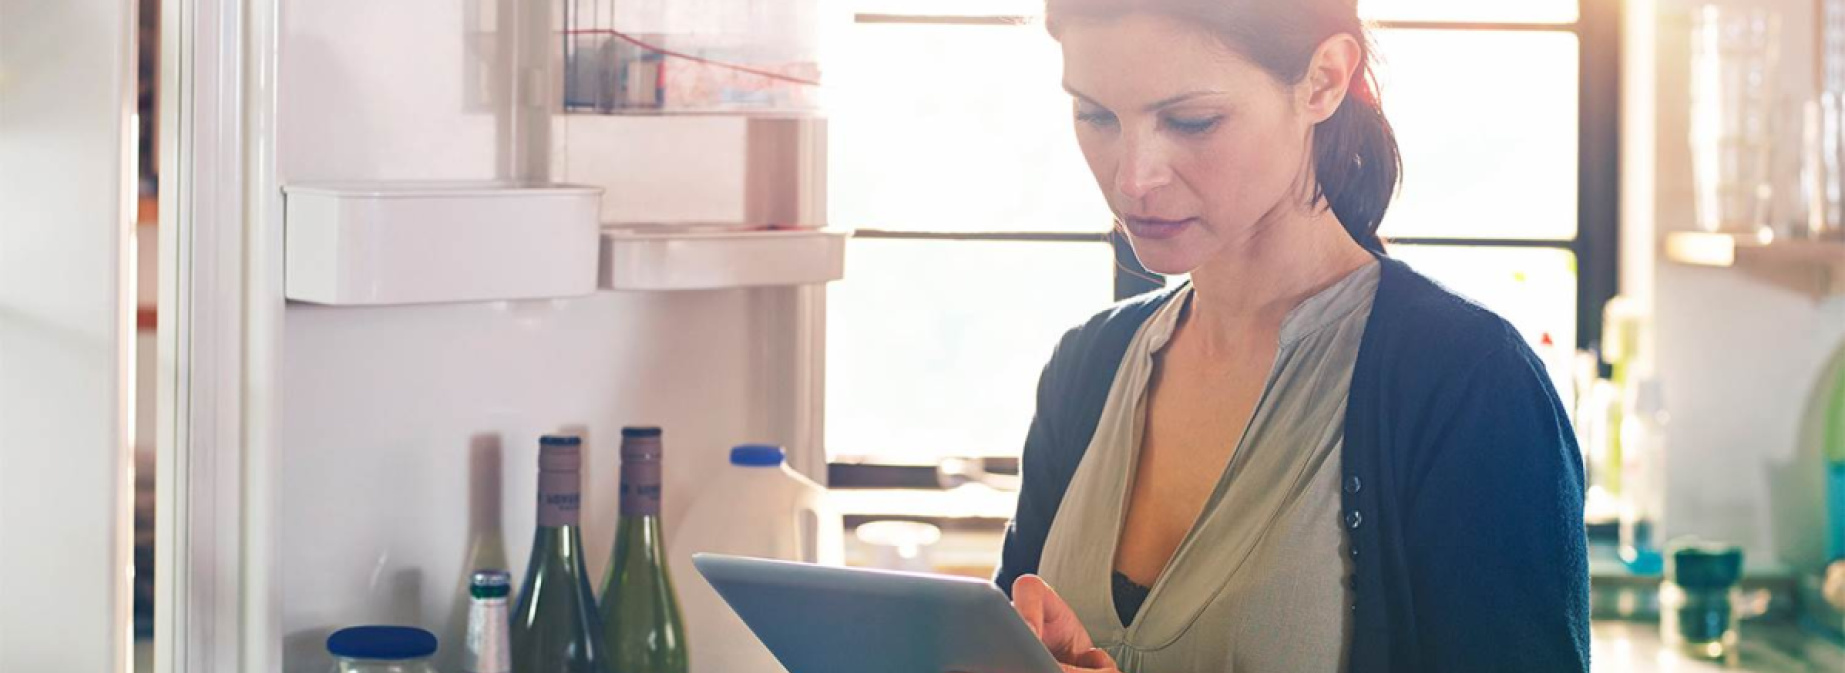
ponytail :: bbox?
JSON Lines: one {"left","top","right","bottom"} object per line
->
{"left": 1311, "top": 67, "right": 1401, "bottom": 253}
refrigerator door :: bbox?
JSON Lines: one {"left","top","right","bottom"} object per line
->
{"left": 0, "top": 0, "right": 139, "bottom": 670}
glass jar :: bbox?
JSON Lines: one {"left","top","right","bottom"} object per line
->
{"left": 1659, "top": 540, "right": 1744, "bottom": 663}
{"left": 333, "top": 657, "right": 435, "bottom": 673}
{"left": 326, "top": 626, "right": 439, "bottom": 673}
{"left": 1689, "top": 5, "right": 1783, "bottom": 237}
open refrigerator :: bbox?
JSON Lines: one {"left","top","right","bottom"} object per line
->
{"left": 156, "top": 0, "right": 846, "bottom": 670}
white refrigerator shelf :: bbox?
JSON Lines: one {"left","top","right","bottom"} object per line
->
{"left": 599, "top": 225, "right": 848, "bottom": 291}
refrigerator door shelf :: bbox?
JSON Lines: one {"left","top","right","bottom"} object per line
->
{"left": 599, "top": 225, "right": 848, "bottom": 291}
{"left": 283, "top": 182, "right": 604, "bottom": 306}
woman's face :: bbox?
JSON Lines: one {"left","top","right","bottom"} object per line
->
{"left": 1059, "top": 14, "right": 1320, "bottom": 276}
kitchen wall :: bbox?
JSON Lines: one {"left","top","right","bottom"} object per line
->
{"left": 1641, "top": 0, "right": 1845, "bottom": 570}
{"left": 273, "top": 0, "right": 806, "bottom": 670}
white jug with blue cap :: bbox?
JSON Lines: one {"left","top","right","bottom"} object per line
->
{"left": 669, "top": 444, "right": 842, "bottom": 673}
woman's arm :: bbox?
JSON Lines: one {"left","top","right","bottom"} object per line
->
{"left": 1404, "top": 344, "right": 1591, "bottom": 671}
{"left": 995, "top": 341, "right": 1072, "bottom": 597}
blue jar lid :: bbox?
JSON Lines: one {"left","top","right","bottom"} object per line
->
{"left": 326, "top": 626, "right": 438, "bottom": 660}
{"left": 730, "top": 444, "right": 786, "bottom": 467}
{"left": 539, "top": 434, "right": 581, "bottom": 446}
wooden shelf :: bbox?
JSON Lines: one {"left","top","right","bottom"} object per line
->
{"left": 1664, "top": 232, "right": 1845, "bottom": 299}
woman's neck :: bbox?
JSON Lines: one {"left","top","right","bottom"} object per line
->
{"left": 1181, "top": 205, "right": 1375, "bottom": 352}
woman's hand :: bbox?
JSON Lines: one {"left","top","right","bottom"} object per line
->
{"left": 1011, "top": 575, "right": 1123, "bottom": 673}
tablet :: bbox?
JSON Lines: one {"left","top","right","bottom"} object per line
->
{"left": 692, "top": 553, "right": 1063, "bottom": 673}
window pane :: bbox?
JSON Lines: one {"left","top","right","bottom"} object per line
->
{"left": 1373, "top": 30, "right": 1578, "bottom": 240}
{"left": 1388, "top": 245, "right": 1577, "bottom": 394}
{"left": 827, "top": 239, "right": 1116, "bottom": 462}
{"left": 1360, "top": 0, "right": 1577, "bottom": 24}
{"left": 828, "top": 23, "right": 1112, "bottom": 233}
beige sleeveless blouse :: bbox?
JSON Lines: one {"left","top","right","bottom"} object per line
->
{"left": 1037, "top": 262, "right": 1380, "bottom": 673}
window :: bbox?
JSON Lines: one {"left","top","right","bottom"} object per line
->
{"left": 824, "top": 7, "right": 1124, "bottom": 471}
{"left": 825, "top": 2, "right": 1617, "bottom": 478}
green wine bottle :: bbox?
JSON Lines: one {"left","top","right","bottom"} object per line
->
{"left": 599, "top": 426, "right": 689, "bottom": 673}
{"left": 511, "top": 435, "right": 613, "bottom": 673}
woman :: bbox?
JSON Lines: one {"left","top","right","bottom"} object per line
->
{"left": 992, "top": 1, "right": 1591, "bottom": 672}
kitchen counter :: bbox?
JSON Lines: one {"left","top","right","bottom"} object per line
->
{"left": 1591, "top": 621, "right": 1843, "bottom": 672}
{"left": 835, "top": 532, "right": 1845, "bottom": 671}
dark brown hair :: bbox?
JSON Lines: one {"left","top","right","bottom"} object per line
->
{"left": 1046, "top": 0, "right": 1401, "bottom": 253}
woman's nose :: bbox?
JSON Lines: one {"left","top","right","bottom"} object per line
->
{"left": 1115, "top": 136, "right": 1172, "bottom": 201}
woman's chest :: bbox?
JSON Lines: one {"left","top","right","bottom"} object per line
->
{"left": 1123, "top": 350, "right": 1275, "bottom": 546}
{"left": 1070, "top": 449, "right": 1356, "bottom": 673}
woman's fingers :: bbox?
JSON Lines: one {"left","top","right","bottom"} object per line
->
{"left": 1011, "top": 574, "right": 1101, "bottom": 665}
{"left": 1074, "top": 648, "right": 1117, "bottom": 670}
{"left": 1012, "top": 574, "right": 1049, "bottom": 639}
{"left": 966, "top": 578, "right": 1123, "bottom": 673}
{"left": 1058, "top": 648, "right": 1121, "bottom": 673}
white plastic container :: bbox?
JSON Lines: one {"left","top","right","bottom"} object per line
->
{"left": 669, "top": 445, "right": 842, "bottom": 673}
{"left": 283, "top": 182, "right": 603, "bottom": 305}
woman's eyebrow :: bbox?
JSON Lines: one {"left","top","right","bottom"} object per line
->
{"left": 1062, "top": 82, "right": 1100, "bottom": 105}
{"left": 1142, "top": 91, "right": 1225, "bottom": 111}
{"left": 1061, "top": 83, "right": 1226, "bottom": 112}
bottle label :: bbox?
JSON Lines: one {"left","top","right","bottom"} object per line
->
{"left": 621, "top": 460, "right": 662, "bottom": 516}
{"left": 538, "top": 469, "right": 580, "bottom": 527}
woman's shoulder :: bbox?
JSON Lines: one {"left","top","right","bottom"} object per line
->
{"left": 1368, "top": 257, "right": 1581, "bottom": 499}
{"left": 1050, "top": 283, "right": 1173, "bottom": 361}
{"left": 1035, "top": 285, "right": 1179, "bottom": 405}
{"left": 1081, "top": 284, "right": 1176, "bottom": 335}
{"left": 1365, "top": 256, "right": 1572, "bottom": 448}
{"left": 1369, "top": 255, "right": 1536, "bottom": 374}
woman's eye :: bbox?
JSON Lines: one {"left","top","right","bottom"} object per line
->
{"left": 1165, "top": 115, "right": 1223, "bottom": 136}
{"left": 1075, "top": 108, "right": 1118, "bottom": 128}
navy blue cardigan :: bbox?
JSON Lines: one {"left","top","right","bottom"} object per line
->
{"left": 995, "top": 257, "right": 1591, "bottom": 672}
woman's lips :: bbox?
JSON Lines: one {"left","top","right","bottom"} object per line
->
{"left": 1123, "top": 217, "right": 1197, "bottom": 240}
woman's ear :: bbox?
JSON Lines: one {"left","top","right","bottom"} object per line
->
{"left": 1302, "top": 33, "right": 1362, "bottom": 124}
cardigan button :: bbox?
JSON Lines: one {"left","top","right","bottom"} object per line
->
{"left": 1345, "top": 510, "right": 1363, "bottom": 529}
{"left": 1344, "top": 475, "right": 1362, "bottom": 494}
